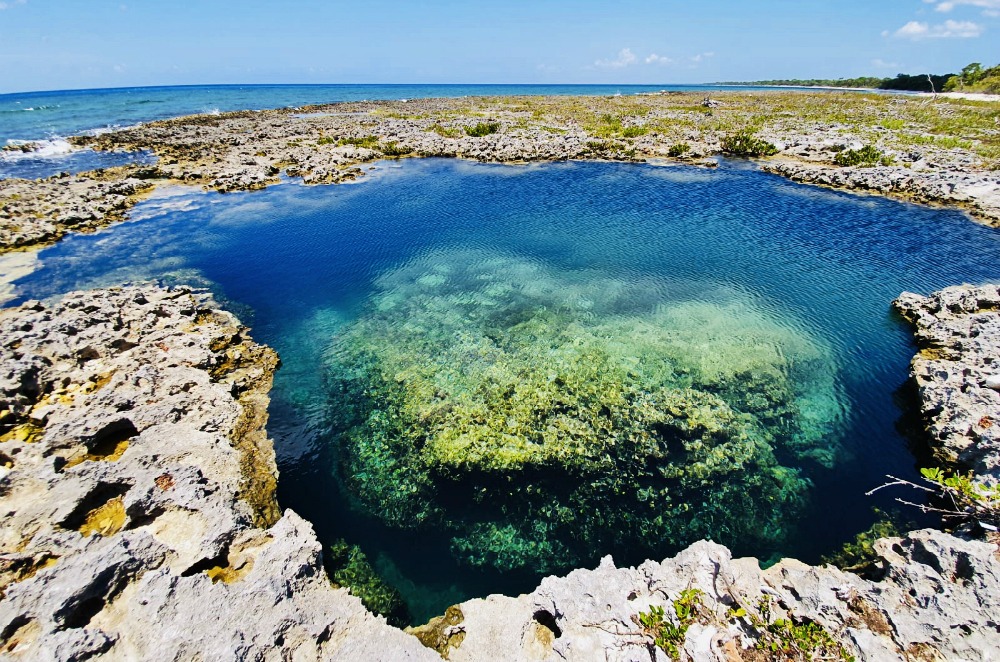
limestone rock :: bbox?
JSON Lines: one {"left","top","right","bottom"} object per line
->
{"left": 0, "top": 285, "right": 435, "bottom": 661}
{"left": 441, "top": 529, "right": 1000, "bottom": 662}
{"left": 893, "top": 283, "right": 1000, "bottom": 478}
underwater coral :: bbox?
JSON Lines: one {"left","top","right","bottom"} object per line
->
{"left": 325, "top": 250, "right": 847, "bottom": 573}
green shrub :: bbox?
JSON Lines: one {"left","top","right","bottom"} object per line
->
{"left": 720, "top": 132, "right": 778, "bottom": 157}
{"left": 464, "top": 121, "right": 501, "bottom": 137}
{"left": 621, "top": 125, "right": 648, "bottom": 138}
{"left": 380, "top": 141, "right": 413, "bottom": 156}
{"left": 833, "top": 145, "right": 894, "bottom": 167}
{"left": 429, "top": 123, "right": 462, "bottom": 138}
{"left": 636, "top": 590, "right": 705, "bottom": 661}
{"left": 337, "top": 135, "right": 380, "bottom": 149}
{"left": 667, "top": 143, "right": 691, "bottom": 157}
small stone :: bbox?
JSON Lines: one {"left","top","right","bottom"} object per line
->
{"left": 985, "top": 374, "right": 1000, "bottom": 391}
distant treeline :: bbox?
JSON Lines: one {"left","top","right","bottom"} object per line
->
{"left": 719, "top": 77, "right": 887, "bottom": 89}
{"left": 722, "top": 63, "right": 1000, "bottom": 93}
{"left": 719, "top": 73, "right": 954, "bottom": 92}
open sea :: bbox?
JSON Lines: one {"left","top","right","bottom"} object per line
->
{"left": 3, "top": 84, "right": 997, "bottom": 625}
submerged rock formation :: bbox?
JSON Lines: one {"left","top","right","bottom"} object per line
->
{"left": 0, "top": 283, "right": 997, "bottom": 660}
{"left": 327, "top": 251, "right": 846, "bottom": 574}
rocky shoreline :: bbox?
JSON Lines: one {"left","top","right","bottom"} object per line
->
{"left": 2, "top": 91, "right": 999, "bottom": 254}
{"left": 894, "top": 285, "right": 1000, "bottom": 480}
{"left": 0, "top": 283, "right": 997, "bottom": 660}
{"left": 1, "top": 92, "right": 999, "bottom": 658}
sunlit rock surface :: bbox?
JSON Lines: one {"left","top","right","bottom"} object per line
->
{"left": 894, "top": 283, "right": 1000, "bottom": 479}
{"left": 0, "top": 286, "right": 434, "bottom": 661}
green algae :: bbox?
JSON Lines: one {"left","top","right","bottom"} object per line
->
{"left": 325, "top": 251, "right": 847, "bottom": 573}
{"left": 327, "top": 540, "right": 409, "bottom": 626}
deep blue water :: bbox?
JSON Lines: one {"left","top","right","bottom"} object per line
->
{"left": 7, "top": 158, "right": 1000, "bottom": 623}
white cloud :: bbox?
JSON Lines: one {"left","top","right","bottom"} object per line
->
{"left": 645, "top": 54, "right": 674, "bottom": 65}
{"left": 0, "top": 0, "right": 27, "bottom": 9}
{"left": 690, "top": 51, "right": 715, "bottom": 64}
{"left": 892, "top": 19, "right": 983, "bottom": 38}
{"left": 927, "top": 0, "right": 1000, "bottom": 13}
{"left": 595, "top": 48, "right": 637, "bottom": 69}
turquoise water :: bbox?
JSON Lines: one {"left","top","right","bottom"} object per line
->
{"left": 7, "top": 158, "right": 1000, "bottom": 623}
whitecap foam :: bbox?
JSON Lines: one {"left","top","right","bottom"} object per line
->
{"left": 1, "top": 138, "right": 77, "bottom": 160}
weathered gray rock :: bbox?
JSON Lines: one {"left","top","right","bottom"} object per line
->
{"left": 893, "top": 283, "right": 1000, "bottom": 478}
{"left": 6, "top": 94, "right": 1000, "bottom": 253}
{"left": 431, "top": 527, "right": 1000, "bottom": 662}
{"left": 0, "top": 285, "right": 435, "bottom": 661}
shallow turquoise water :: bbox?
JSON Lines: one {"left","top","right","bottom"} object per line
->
{"left": 7, "top": 158, "right": 1000, "bottom": 623}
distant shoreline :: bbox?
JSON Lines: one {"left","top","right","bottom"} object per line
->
{"left": 714, "top": 83, "right": 879, "bottom": 92}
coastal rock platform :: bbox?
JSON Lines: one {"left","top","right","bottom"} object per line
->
{"left": 3, "top": 92, "right": 1000, "bottom": 254}
{"left": 1, "top": 284, "right": 998, "bottom": 660}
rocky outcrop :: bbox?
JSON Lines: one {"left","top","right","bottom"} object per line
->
{"left": 433, "top": 529, "right": 1000, "bottom": 662}
{"left": 0, "top": 166, "right": 158, "bottom": 252}
{"left": 893, "top": 284, "right": 1000, "bottom": 479}
{"left": 0, "top": 285, "right": 435, "bottom": 661}
{"left": 764, "top": 160, "right": 1000, "bottom": 227}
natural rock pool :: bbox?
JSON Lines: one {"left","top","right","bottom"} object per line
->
{"left": 8, "top": 158, "right": 1000, "bottom": 624}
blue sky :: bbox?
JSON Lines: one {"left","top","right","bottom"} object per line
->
{"left": 0, "top": 0, "right": 998, "bottom": 93}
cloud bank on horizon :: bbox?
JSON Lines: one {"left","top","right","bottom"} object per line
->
{"left": 0, "top": 0, "right": 995, "bottom": 94}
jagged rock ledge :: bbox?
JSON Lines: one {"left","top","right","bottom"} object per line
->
{"left": 894, "top": 284, "right": 1000, "bottom": 480}
{"left": 762, "top": 160, "right": 1000, "bottom": 227}
{"left": 0, "top": 286, "right": 433, "bottom": 660}
{"left": 1, "top": 284, "right": 998, "bottom": 660}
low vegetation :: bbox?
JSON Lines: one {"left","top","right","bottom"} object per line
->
{"left": 464, "top": 121, "right": 501, "bottom": 137}
{"left": 428, "top": 123, "right": 462, "bottom": 138}
{"left": 335, "top": 135, "right": 380, "bottom": 149}
{"left": 720, "top": 131, "right": 778, "bottom": 157}
{"left": 833, "top": 145, "right": 894, "bottom": 167}
{"left": 636, "top": 590, "right": 854, "bottom": 661}
{"left": 667, "top": 142, "right": 691, "bottom": 157}
{"left": 379, "top": 141, "right": 413, "bottom": 156}
{"left": 636, "top": 589, "right": 705, "bottom": 660}
{"left": 869, "top": 467, "right": 1000, "bottom": 530}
